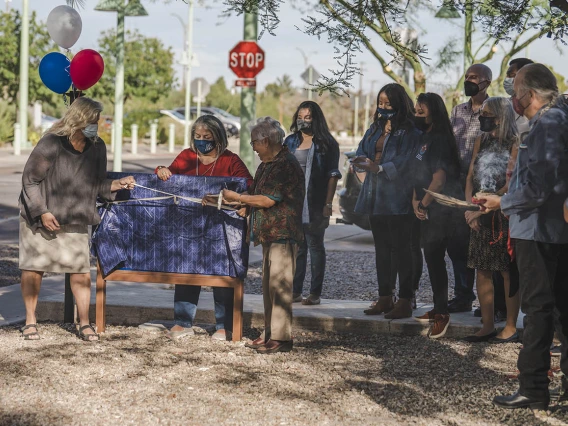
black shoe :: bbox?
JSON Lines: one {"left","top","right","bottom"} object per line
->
{"left": 473, "top": 307, "right": 481, "bottom": 317}
{"left": 448, "top": 299, "right": 473, "bottom": 313}
{"left": 462, "top": 329, "right": 498, "bottom": 343}
{"left": 493, "top": 391, "right": 548, "bottom": 410}
{"left": 489, "top": 331, "right": 520, "bottom": 344}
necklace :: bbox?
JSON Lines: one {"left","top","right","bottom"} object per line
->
{"left": 196, "top": 154, "right": 218, "bottom": 177}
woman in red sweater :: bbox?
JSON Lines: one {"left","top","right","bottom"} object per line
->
{"left": 155, "top": 115, "right": 253, "bottom": 341}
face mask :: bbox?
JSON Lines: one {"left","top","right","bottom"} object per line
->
{"left": 512, "top": 92, "right": 530, "bottom": 117}
{"left": 296, "top": 119, "right": 313, "bottom": 135}
{"left": 377, "top": 107, "right": 396, "bottom": 120}
{"left": 503, "top": 78, "right": 515, "bottom": 96}
{"left": 414, "top": 116, "right": 430, "bottom": 132}
{"left": 479, "top": 116, "right": 498, "bottom": 132}
{"left": 194, "top": 139, "right": 215, "bottom": 154}
{"left": 464, "top": 80, "right": 487, "bottom": 97}
{"left": 82, "top": 124, "right": 98, "bottom": 139}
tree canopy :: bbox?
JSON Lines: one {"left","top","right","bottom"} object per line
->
{"left": 94, "top": 29, "right": 176, "bottom": 104}
{"left": 0, "top": 10, "right": 59, "bottom": 105}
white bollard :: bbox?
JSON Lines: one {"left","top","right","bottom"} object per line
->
{"left": 168, "top": 123, "right": 175, "bottom": 153}
{"left": 110, "top": 123, "right": 115, "bottom": 153}
{"left": 150, "top": 122, "right": 158, "bottom": 154}
{"left": 131, "top": 124, "right": 138, "bottom": 155}
{"left": 13, "top": 123, "right": 21, "bottom": 156}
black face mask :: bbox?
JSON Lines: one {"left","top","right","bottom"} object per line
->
{"left": 296, "top": 119, "right": 313, "bottom": 135}
{"left": 464, "top": 80, "right": 486, "bottom": 97}
{"left": 479, "top": 115, "right": 498, "bottom": 132}
{"left": 414, "top": 116, "right": 430, "bottom": 132}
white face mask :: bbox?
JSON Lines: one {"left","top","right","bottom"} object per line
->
{"left": 503, "top": 77, "right": 515, "bottom": 96}
{"left": 82, "top": 124, "right": 98, "bottom": 139}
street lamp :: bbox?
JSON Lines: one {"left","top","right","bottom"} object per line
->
{"left": 95, "top": 0, "right": 148, "bottom": 172}
{"left": 16, "top": 0, "right": 29, "bottom": 156}
{"left": 171, "top": 13, "right": 188, "bottom": 88}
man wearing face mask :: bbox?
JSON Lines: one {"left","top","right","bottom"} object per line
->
{"left": 447, "top": 63, "right": 493, "bottom": 314}
{"left": 480, "top": 64, "right": 568, "bottom": 410}
{"left": 504, "top": 58, "right": 534, "bottom": 136}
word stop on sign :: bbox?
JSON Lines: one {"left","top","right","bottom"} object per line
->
{"left": 230, "top": 52, "right": 264, "bottom": 68}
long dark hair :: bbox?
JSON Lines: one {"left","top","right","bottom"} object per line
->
{"left": 290, "top": 101, "right": 334, "bottom": 152}
{"left": 416, "top": 92, "right": 460, "bottom": 178}
{"left": 372, "top": 83, "right": 415, "bottom": 133}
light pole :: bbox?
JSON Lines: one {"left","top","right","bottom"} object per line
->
{"left": 95, "top": 0, "right": 148, "bottom": 172}
{"left": 5, "top": 0, "right": 11, "bottom": 13}
{"left": 16, "top": 0, "right": 29, "bottom": 155}
{"left": 183, "top": 0, "right": 195, "bottom": 149}
{"left": 296, "top": 47, "right": 317, "bottom": 100}
{"left": 171, "top": 12, "right": 188, "bottom": 89}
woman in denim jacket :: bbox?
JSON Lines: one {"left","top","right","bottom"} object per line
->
{"left": 352, "top": 83, "right": 421, "bottom": 318}
{"left": 284, "top": 101, "right": 342, "bottom": 305}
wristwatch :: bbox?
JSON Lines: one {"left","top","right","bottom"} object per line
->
{"left": 325, "top": 203, "right": 333, "bottom": 208}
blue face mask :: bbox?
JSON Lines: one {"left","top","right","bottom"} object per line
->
{"left": 377, "top": 107, "right": 396, "bottom": 120}
{"left": 82, "top": 124, "right": 98, "bottom": 139}
{"left": 194, "top": 139, "right": 215, "bottom": 154}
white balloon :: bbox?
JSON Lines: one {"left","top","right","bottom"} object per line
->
{"left": 46, "top": 5, "right": 82, "bottom": 49}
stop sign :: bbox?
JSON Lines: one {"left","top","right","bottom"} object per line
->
{"left": 229, "top": 41, "right": 265, "bottom": 79}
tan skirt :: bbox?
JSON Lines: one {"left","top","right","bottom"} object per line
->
{"left": 19, "top": 217, "right": 91, "bottom": 273}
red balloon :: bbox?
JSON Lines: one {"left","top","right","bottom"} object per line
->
{"left": 70, "top": 49, "right": 105, "bottom": 90}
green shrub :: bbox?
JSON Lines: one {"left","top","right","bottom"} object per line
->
{"left": 123, "top": 110, "right": 161, "bottom": 138}
{"left": 0, "top": 101, "right": 15, "bottom": 146}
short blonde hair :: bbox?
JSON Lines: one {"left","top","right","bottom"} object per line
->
{"left": 47, "top": 97, "right": 103, "bottom": 138}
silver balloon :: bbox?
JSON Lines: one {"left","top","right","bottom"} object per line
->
{"left": 46, "top": 5, "right": 82, "bottom": 50}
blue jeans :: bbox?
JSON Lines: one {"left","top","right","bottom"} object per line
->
{"left": 173, "top": 285, "right": 234, "bottom": 331}
{"left": 293, "top": 220, "right": 327, "bottom": 297}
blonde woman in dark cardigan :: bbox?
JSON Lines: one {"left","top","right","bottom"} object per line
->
{"left": 18, "top": 97, "right": 135, "bottom": 341}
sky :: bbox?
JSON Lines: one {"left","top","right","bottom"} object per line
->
{"left": 6, "top": 0, "right": 567, "bottom": 96}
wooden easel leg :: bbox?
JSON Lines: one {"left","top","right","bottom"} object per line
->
{"left": 63, "top": 273, "right": 74, "bottom": 323}
{"left": 95, "top": 262, "right": 107, "bottom": 333}
{"left": 232, "top": 280, "right": 244, "bottom": 342}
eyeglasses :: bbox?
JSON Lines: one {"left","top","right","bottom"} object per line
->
{"left": 250, "top": 137, "right": 264, "bottom": 147}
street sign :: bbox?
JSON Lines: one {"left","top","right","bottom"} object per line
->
{"left": 190, "top": 77, "right": 210, "bottom": 98}
{"left": 301, "top": 65, "right": 321, "bottom": 84}
{"left": 229, "top": 41, "right": 265, "bottom": 79}
{"left": 235, "top": 79, "right": 257, "bottom": 88}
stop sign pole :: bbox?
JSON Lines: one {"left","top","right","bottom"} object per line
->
{"left": 235, "top": 12, "right": 260, "bottom": 174}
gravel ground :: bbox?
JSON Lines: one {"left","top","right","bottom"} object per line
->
{"left": 243, "top": 250, "right": 456, "bottom": 305}
{"left": 0, "top": 323, "right": 566, "bottom": 425}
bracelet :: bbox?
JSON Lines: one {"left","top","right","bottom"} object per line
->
{"left": 325, "top": 203, "right": 333, "bottom": 208}
{"left": 418, "top": 201, "right": 429, "bottom": 211}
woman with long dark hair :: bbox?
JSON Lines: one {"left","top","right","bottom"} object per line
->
{"left": 284, "top": 101, "right": 342, "bottom": 305}
{"left": 352, "top": 83, "right": 421, "bottom": 318}
{"left": 411, "top": 93, "right": 466, "bottom": 338}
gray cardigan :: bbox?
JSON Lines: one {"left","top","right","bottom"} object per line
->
{"left": 19, "top": 133, "right": 115, "bottom": 228}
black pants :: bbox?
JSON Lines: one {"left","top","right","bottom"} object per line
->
{"left": 493, "top": 272, "right": 507, "bottom": 313}
{"left": 516, "top": 239, "right": 568, "bottom": 400}
{"left": 370, "top": 214, "right": 415, "bottom": 300}
{"left": 411, "top": 219, "right": 423, "bottom": 292}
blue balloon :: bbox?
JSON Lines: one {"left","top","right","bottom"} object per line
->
{"left": 39, "top": 52, "right": 72, "bottom": 94}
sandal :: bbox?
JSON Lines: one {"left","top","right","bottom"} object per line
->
{"left": 78, "top": 324, "right": 100, "bottom": 342}
{"left": 20, "top": 324, "right": 40, "bottom": 340}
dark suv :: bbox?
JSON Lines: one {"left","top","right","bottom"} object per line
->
{"left": 337, "top": 151, "right": 371, "bottom": 230}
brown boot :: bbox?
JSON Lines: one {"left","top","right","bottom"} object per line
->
{"left": 364, "top": 296, "right": 394, "bottom": 315}
{"left": 384, "top": 298, "right": 413, "bottom": 319}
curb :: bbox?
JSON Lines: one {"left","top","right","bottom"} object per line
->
{"left": 35, "top": 300, "right": 490, "bottom": 339}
